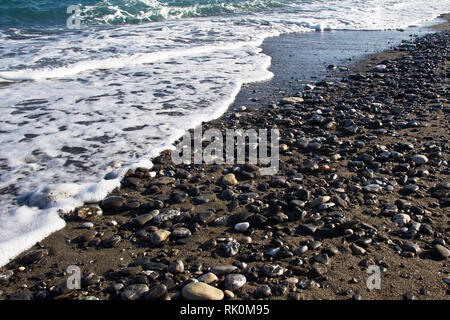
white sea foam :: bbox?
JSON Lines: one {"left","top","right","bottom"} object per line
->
{"left": 0, "top": 207, "right": 66, "bottom": 267}
{"left": 0, "top": 0, "right": 448, "bottom": 266}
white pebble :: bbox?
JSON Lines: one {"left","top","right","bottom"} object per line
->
{"left": 234, "top": 222, "right": 250, "bottom": 231}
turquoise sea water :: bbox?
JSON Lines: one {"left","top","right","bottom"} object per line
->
{"left": 1, "top": 0, "right": 295, "bottom": 27}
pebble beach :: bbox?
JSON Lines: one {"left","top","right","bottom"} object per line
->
{"left": 0, "top": 15, "right": 449, "bottom": 302}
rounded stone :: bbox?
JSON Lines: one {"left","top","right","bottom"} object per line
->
{"left": 350, "top": 243, "right": 366, "bottom": 256}
{"left": 181, "top": 282, "right": 224, "bottom": 300}
{"left": 143, "top": 284, "right": 167, "bottom": 300}
{"left": 222, "top": 173, "right": 238, "bottom": 186}
{"left": 80, "top": 230, "right": 97, "bottom": 242}
{"left": 310, "top": 196, "right": 331, "bottom": 207}
{"left": 432, "top": 244, "right": 450, "bottom": 260}
{"left": 255, "top": 285, "right": 272, "bottom": 298}
{"left": 224, "top": 241, "right": 240, "bottom": 256}
{"left": 102, "top": 196, "right": 126, "bottom": 209}
{"left": 121, "top": 284, "right": 149, "bottom": 300}
{"left": 168, "top": 260, "right": 184, "bottom": 273}
{"left": 19, "top": 249, "right": 49, "bottom": 265}
{"left": 393, "top": 214, "right": 411, "bottom": 226}
{"left": 363, "top": 184, "right": 382, "bottom": 193}
{"left": 150, "top": 230, "right": 171, "bottom": 245}
{"left": 198, "top": 272, "right": 219, "bottom": 284}
{"left": 171, "top": 227, "right": 192, "bottom": 238}
{"left": 412, "top": 155, "right": 428, "bottom": 165}
{"left": 234, "top": 222, "right": 250, "bottom": 231}
{"left": 103, "top": 235, "right": 121, "bottom": 248}
{"left": 224, "top": 274, "right": 247, "bottom": 291}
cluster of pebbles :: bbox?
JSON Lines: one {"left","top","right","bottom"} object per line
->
{"left": 0, "top": 31, "right": 449, "bottom": 301}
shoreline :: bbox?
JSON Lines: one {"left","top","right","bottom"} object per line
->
{"left": 0, "top": 17, "right": 449, "bottom": 300}
{"left": 0, "top": 19, "right": 438, "bottom": 268}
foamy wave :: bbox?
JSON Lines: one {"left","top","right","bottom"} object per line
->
{"left": 80, "top": 0, "right": 286, "bottom": 25}
{"left": 0, "top": 40, "right": 264, "bottom": 82}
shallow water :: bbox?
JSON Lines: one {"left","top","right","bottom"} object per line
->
{"left": 233, "top": 27, "right": 436, "bottom": 107}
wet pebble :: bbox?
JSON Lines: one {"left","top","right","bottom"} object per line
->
{"left": 103, "top": 235, "right": 121, "bottom": 248}
{"left": 150, "top": 230, "right": 171, "bottom": 245}
{"left": 121, "top": 284, "right": 149, "bottom": 300}
{"left": 102, "top": 196, "right": 126, "bottom": 210}
{"left": 224, "top": 274, "right": 247, "bottom": 291}
{"left": 255, "top": 285, "right": 272, "bottom": 298}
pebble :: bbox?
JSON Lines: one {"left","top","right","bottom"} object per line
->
{"left": 312, "top": 253, "right": 329, "bottom": 265}
{"left": 143, "top": 284, "right": 167, "bottom": 300}
{"left": 80, "top": 230, "right": 97, "bottom": 242}
{"left": 363, "top": 184, "right": 382, "bottom": 193}
{"left": 224, "top": 274, "right": 247, "bottom": 291}
{"left": 404, "top": 292, "right": 415, "bottom": 300}
{"left": 181, "top": 282, "right": 224, "bottom": 300}
{"left": 133, "top": 211, "right": 158, "bottom": 226}
{"left": 393, "top": 214, "right": 411, "bottom": 226}
{"left": 295, "top": 245, "right": 309, "bottom": 255}
{"left": 269, "top": 247, "right": 284, "bottom": 257}
{"left": 223, "top": 173, "right": 238, "bottom": 186}
{"left": 221, "top": 189, "right": 235, "bottom": 200}
{"left": 171, "top": 227, "right": 192, "bottom": 238}
{"left": 224, "top": 241, "right": 240, "bottom": 256}
{"left": 198, "top": 272, "right": 219, "bottom": 284}
{"left": 121, "top": 284, "right": 149, "bottom": 300}
{"left": 297, "top": 223, "right": 318, "bottom": 235}
{"left": 432, "top": 244, "right": 450, "bottom": 260}
{"left": 323, "top": 246, "right": 339, "bottom": 257}
{"left": 255, "top": 285, "right": 272, "bottom": 298}
{"left": 401, "top": 184, "right": 419, "bottom": 194}
{"left": 234, "top": 222, "right": 250, "bottom": 231}
{"left": 195, "top": 210, "right": 216, "bottom": 225}
{"left": 193, "top": 196, "right": 210, "bottom": 205}
{"left": 280, "top": 97, "right": 304, "bottom": 105}
{"left": 168, "top": 260, "right": 184, "bottom": 273}
{"left": 350, "top": 243, "right": 366, "bottom": 255}
{"left": 402, "top": 242, "right": 421, "bottom": 255}
{"left": 412, "top": 155, "right": 428, "bottom": 165}
{"left": 210, "top": 265, "right": 238, "bottom": 275}
{"left": 154, "top": 209, "right": 181, "bottom": 224}
{"left": 308, "top": 241, "right": 322, "bottom": 250}
{"left": 0, "top": 270, "right": 14, "bottom": 284}
{"left": 80, "top": 222, "right": 94, "bottom": 229}
{"left": 150, "top": 230, "right": 171, "bottom": 245}
{"left": 120, "top": 266, "right": 142, "bottom": 276}
{"left": 103, "top": 235, "right": 121, "bottom": 248}
{"left": 102, "top": 196, "right": 126, "bottom": 210}
{"left": 19, "top": 249, "right": 48, "bottom": 265}
{"left": 224, "top": 290, "right": 235, "bottom": 299}
{"left": 310, "top": 196, "right": 331, "bottom": 207}
{"left": 382, "top": 204, "right": 398, "bottom": 216}
{"left": 262, "top": 264, "right": 284, "bottom": 277}
{"left": 239, "top": 236, "right": 252, "bottom": 244}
